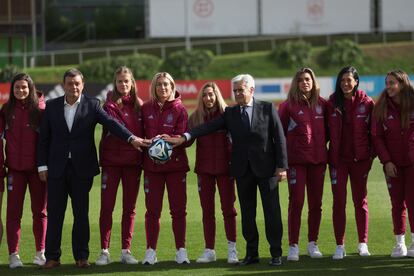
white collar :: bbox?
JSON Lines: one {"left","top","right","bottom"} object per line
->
{"left": 64, "top": 94, "right": 82, "bottom": 106}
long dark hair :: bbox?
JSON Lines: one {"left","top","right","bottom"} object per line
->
{"left": 373, "top": 70, "right": 414, "bottom": 129}
{"left": 3, "top": 73, "right": 41, "bottom": 130}
{"left": 288, "top": 67, "right": 320, "bottom": 108}
{"left": 333, "top": 66, "right": 360, "bottom": 115}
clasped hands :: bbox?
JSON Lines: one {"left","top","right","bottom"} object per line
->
{"left": 130, "top": 134, "right": 185, "bottom": 151}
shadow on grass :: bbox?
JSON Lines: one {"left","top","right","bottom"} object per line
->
{"left": 0, "top": 255, "right": 413, "bottom": 275}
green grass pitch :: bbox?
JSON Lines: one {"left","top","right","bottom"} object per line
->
{"left": 0, "top": 125, "right": 413, "bottom": 275}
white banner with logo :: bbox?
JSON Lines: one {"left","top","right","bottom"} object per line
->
{"left": 381, "top": 0, "right": 414, "bottom": 32}
{"left": 261, "top": 0, "right": 371, "bottom": 35}
{"left": 252, "top": 77, "right": 333, "bottom": 100}
{"left": 149, "top": 0, "right": 257, "bottom": 37}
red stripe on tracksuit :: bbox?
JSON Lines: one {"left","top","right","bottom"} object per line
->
{"left": 0, "top": 96, "right": 47, "bottom": 254}
{"left": 99, "top": 92, "right": 144, "bottom": 250}
{"left": 141, "top": 92, "right": 190, "bottom": 250}
{"left": 327, "top": 90, "right": 374, "bottom": 245}
{"left": 372, "top": 97, "right": 414, "bottom": 235}
{"left": 278, "top": 97, "right": 328, "bottom": 245}
{"left": 192, "top": 110, "right": 237, "bottom": 249}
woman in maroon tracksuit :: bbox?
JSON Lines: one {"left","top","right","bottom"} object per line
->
{"left": 141, "top": 72, "right": 190, "bottom": 265}
{"left": 327, "top": 66, "right": 374, "bottom": 259}
{"left": 372, "top": 69, "right": 414, "bottom": 258}
{"left": 188, "top": 82, "right": 238, "bottom": 264}
{"left": 0, "top": 73, "right": 47, "bottom": 268}
{"left": 0, "top": 148, "right": 4, "bottom": 247}
{"left": 96, "top": 66, "right": 144, "bottom": 265}
{"left": 278, "top": 67, "right": 328, "bottom": 261}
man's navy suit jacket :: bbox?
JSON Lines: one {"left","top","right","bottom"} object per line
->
{"left": 37, "top": 94, "right": 132, "bottom": 179}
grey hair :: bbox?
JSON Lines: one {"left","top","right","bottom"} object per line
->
{"left": 231, "top": 74, "right": 255, "bottom": 89}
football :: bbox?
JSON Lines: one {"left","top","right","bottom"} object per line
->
{"left": 148, "top": 137, "right": 173, "bottom": 164}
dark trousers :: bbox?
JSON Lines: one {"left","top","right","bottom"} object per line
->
{"left": 236, "top": 164, "right": 283, "bottom": 258}
{"left": 45, "top": 160, "right": 93, "bottom": 261}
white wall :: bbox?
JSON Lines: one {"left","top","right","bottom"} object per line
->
{"left": 149, "top": 0, "right": 258, "bottom": 37}
{"left": 261, "top": 0, "right": 371, "bottom": 35}
{"left": 381, "top": 0, "right": 414, "bottom": 31}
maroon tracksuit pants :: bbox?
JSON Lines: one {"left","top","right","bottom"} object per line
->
{"left": 287, "top": 164, "right": 326, "bottom": 245}
{"left": 197, "top": 173, "right": 237, "bottom": 249}
{"left": 99, "top": 166, "right": 141, "bottom": 250}
{"left": 144, "top": 171, "right": 187, "bottom": 250}
{"left": 329, "top": 159, "right": 372, "bottom": 245}
{"left": 6, "top": 169, "right": 47, "bottom": 254}
{"left": 385, "top": 165, "right": 414, "bottom": 235}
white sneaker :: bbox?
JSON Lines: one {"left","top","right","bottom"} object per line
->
{"left": 196, "top": 249, "right": 216, "bottom": 263}
{"left": 120, "top": 249, "right": 139, "bottom": 264}
{"left": 357, "top": 243, "right": 371, "bottom": 257}
{"left": 227, "top": 244, "right": 239, "bottom": 264}
{"left": 33, "top": 251, "right": 46, "bottom": 266}
{"left": 307, "top": 241, "right": 323, "bottom": 258}
{"left": 287, "top": 244, "right": 299, "bottom": 261}
{"left": 96, "top": 249, "right": 111, "bottom": 266}
{"left": 142, "top": 248, "right": 157, "bottom": 265}
{"left": 391, "top": 243, "right": 407, "bottom": 258}
{"left": 9, "top": 253, "right": 23, "bottom": 269}
{"left": 332, "top": 245, "right": 346, "bottom": 260}
{"left": 176, "top": 248, "right": 190, "bottom": 264}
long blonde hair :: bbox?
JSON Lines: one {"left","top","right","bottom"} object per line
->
{"left": 189, "top": 82, "right": 227, "bottom": 128}
{"left": 373, "top": 70, "right": 414, "bottom": 128}
{"left": 288, "top": 67, "right": 320, "bottom": 108}
{"left": 111, "top": 66, "right": 140, "bottom": 111}
{"left": 150, "top": 72, "right": 176, "bottom": 102}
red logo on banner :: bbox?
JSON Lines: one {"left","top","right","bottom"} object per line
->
{"left": 307, "top": 0, "right": 324, "bottom": 22}
{"left": 193, "top": 0, "right": 214, "bottom": 18}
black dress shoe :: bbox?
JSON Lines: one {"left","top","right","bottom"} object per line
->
{"left": 269, "top": 256, "right": 282, "bottom": 266}
{"left": 238, "top": 255, "right": 259, "bottom": 265}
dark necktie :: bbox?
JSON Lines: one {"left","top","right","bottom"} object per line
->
{"left": 241, "top": 106, "right": 250, "bottom": 131}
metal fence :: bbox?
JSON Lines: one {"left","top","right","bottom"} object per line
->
{"left": 1, "top": 31, "right": 413, "bottom": 69}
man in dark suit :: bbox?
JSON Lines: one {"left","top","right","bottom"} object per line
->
{"left": 165, "top": 74, "right": 288, "bottom": 266}
{"left": 37, "top": 68, "right": 147, "bottom": 268}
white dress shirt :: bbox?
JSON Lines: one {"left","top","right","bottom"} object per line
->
{"left": 38, "top": 95, "right": 81, "bottom": 172}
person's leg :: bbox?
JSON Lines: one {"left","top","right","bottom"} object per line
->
{"left": 28, "top": 171, "right": 47, "bottom": 253}
{"left": 197, "top": 174, "right": 217, "bottom": 249}
{"left": 386, "top": 169, "right": 406, "bottom": 235}
{"left": 99, "top": 167, "right": 121, "bottom": 250}
{"left": 68, "top": 161, "right": 93, "bottom": 261}
{"left": 258, "top": 175, "right": 283, "bottom": 258}
{"left": 144, "top": 171, "right": 166, "bottom": 250}
{"left": 166, "top": 171, "right": 187, "bottom": 249}
{"left": 6, "top": 170, "right": 27, "bottom": 254}
{"left": 120, "top": 166, "right": 141, "bottom": 250}
{"left": 306, "top": 164, "right": 326, "bottom": 243}
{"left": 45, "top": 175, "right": 69, "bottom": 262}
{"left": 330, "top": 163, "right": 350, "bottom": 245}
{"left": 403, "top": 166, "right": 414, "bottom": 235}
{"left": 287, "top": 165, "right": 306, "bottom": 245}
{"left": 217, "top": 175, "right": 237, "bottom": 244}
{"left": 236, "top": 168, "right": 259, "bottom": 257}
{"left": 349, "top": 159, "right": 372, "bottom": 244}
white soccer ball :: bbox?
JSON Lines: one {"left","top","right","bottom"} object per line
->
{"left": 148, "top": 137, "right": 173, "bottom": 164}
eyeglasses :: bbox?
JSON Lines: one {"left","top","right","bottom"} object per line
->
{"left": 233, "top": 88, "right": 246, "bottom": 94}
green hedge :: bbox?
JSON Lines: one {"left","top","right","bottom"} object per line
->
{"left": 78, "top": 53, "right": 161, "bottom": 82}
{"left": 161, "top": 49, "right": 214, "bottom": 80}
{"left": 318, "top": 39, "right": 367, "bottom": 69}
{"left": 269, "top": 40, "right": 312, "bottom": 68}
